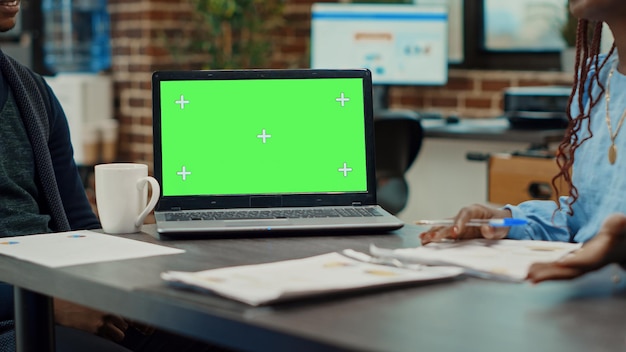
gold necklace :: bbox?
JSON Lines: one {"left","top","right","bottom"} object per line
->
{"left": 604, "top": 61, "right": 626, "bottom": 165}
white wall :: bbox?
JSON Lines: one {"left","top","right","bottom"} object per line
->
{"left": 397, "top": 137, "right": 531, "bottom": 222}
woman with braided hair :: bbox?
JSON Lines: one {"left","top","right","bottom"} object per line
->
{"left": 420, "top": 0, "right": 626, "bottom": 282}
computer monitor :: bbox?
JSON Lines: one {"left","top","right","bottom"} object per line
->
{"left": 310, "top": 3, "right": 449, "bottom": 86}
{"left": 415, "top": 0, "right": 463, "bottom": 64}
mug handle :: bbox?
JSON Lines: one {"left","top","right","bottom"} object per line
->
{"left": 135, "top": 176, "right": 161, "bottom": 228}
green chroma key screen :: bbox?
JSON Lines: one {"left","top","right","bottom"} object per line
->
{"left": 159, "top": 77, "right": 368, "bottom": 196}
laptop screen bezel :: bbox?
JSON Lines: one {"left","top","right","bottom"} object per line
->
{"left": 151, "top": 69, "right": 378, "bottom": 210}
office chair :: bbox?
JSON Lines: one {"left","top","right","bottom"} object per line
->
{"left": 374, "top": 110, "right": 423, "bottom": 215}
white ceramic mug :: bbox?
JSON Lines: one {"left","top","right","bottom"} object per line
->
{"left": 95, "top": 163, "right": 160, "bottom": 234}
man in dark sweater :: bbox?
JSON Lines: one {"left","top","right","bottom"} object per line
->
{"left": 0, "top": 2, "right": 216, "bottom": 351}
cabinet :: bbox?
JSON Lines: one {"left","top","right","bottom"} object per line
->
{"left": 488, "top": 154, "right": 561, "bottom": 206}
{"left": 45, "top": 74, "right": 117, "bottom": 165}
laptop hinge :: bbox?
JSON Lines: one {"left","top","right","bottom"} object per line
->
{"left": 351, "top": 202, "right": 362, "bottom": 206}
{"left": 170, "top": 207, "right": 182, "bottom": 211}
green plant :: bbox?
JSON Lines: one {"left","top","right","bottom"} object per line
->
{"left": 186, "top": 0, "right": 285, "bottom": 69}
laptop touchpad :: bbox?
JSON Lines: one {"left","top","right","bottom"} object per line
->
{"left": 225, "top": 219, "right": 292, "bottom": 227}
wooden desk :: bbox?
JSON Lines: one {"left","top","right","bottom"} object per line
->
{"left": 2, "top": 225, "right": 626, "bottom": 352}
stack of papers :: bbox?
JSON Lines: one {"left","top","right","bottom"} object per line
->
{"left": 370, "top": 239, "right": 582, "bottom": 282}
{"left": 0, "top": 230, "right": 184, "bottom": 267}
{"left": 161, "top": 252, "right": 463, "bottom": 306}
{"left": 161, "top": 239, "right": 582, "bottom": 304}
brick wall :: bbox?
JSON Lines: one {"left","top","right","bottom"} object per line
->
{"left": 389, "top": 69, "right": 573, "bottom": 118}
{"left": 108, "top": 0, "right": 573, "bottom": 165}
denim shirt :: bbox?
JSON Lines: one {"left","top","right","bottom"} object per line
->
{"left": 506, "top": 53, "right": 626, "bottom": 243}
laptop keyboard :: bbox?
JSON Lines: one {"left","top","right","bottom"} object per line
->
{"left": 163, "top": 207, "right": 384, "bottom": 221}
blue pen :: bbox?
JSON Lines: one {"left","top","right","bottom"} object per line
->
{"left": 415, "top": 218, "right": 528, "bottom": 227}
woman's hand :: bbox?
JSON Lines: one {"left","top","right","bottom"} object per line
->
{"left": 527, "top": 213, "right": 626, "bottom": 283}
{"left": 53, "top": 298, "right": 129, "bottom": 342}
{"left": 419, "top": 204, "right": 512, "bottom": 244}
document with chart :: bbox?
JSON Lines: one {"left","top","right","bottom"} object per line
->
{"left": 161, "top": 252, "right": 463, "bottom": 306}
{"left": 370, "top": 239, "right": 582, "bottom": 282}
{"left": 0, "top": 231, "right": 184, "bottom": 267}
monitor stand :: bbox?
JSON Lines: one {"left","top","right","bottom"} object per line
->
{"left": 373, "top": 84, "right": 445, "bottom": 120}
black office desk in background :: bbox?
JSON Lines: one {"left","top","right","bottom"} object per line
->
{"left": 421, "top": 117, "right": 566, "bottom": 145}
{"left": 2, "top": 225, "right": 626, "bottom": 352}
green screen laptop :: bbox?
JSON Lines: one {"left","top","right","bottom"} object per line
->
{"left": 152, "top": 69, "right": 404, "bottom": 237}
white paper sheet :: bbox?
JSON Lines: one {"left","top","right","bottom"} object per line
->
{"left": 162, "top": 252, "right": 464, "bottom": 306}
{"left": 0, "top": 230, "right": 184, "bottom": 267}
{"left": 371, "top": 239, "right": 582, "bottom": 282}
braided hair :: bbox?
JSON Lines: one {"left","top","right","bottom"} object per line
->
{"left": 553, "top": 19, "right": 614, "bottom": 215}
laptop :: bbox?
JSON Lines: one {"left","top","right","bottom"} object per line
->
{"left": 151, "top": 69, "right": 404, "bottom": 237}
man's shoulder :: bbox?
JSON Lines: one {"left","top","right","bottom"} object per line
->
{"left": 0, "top": 51, "right": 54, "bottom": 133}
{"left": 1, "top": 52, "right": 47, "bottom": 87}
